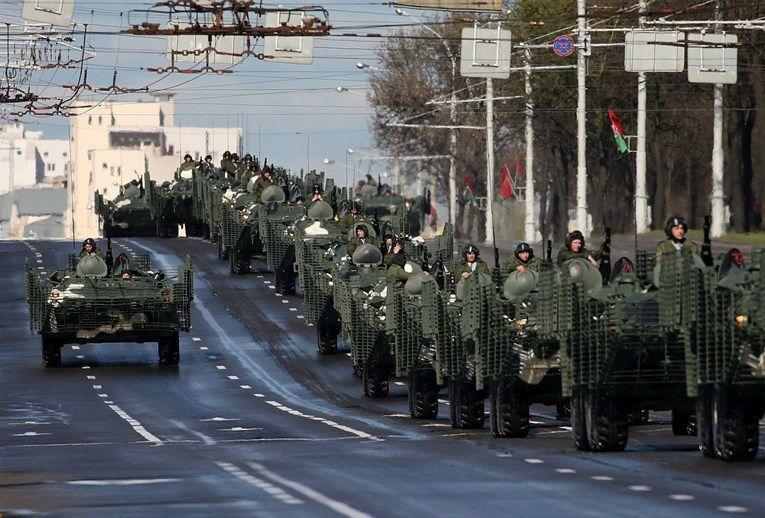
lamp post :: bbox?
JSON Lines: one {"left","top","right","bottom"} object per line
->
{"left": 396, "top": 8, "right": 458, "bottom": 230}
{"left": 345, "top": 148, "right": 355, "bottom": 192}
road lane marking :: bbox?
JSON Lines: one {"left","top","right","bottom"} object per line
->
{"left": 669, "top": 495, "right": 695, "bottom": 501}
{"left": 718, "top": 507, "right": 748, "bottom": 514}
{"left": 92, "top": 385, "right": 102, "bottom": 389}
{"left": 71, "top": 346, "right": 80, "bottom": 350}
{"left": 76, "top": 355, "right": 84, "bottom": 359}
{"left": 239, "top": 385, "right": 252, "bottom": 389}
{"left": 265, "top": 401, "right": 380, "bottom": 441}
{"left": 227, "top": 375, "right": 240, "bottom": 380}
{"left": 254, "top": 394, "right": 265, "bottom": 398}
{"left": 394, "top": 381, "right": 405, "bottom": 386}
{"left": 108, "top": 405, "right": 162, "bottom": 445}
{"left": 628, "top": 485, "right": 651, "bottom": 492}
{"left": 591, "top": 476, "right": 614, "bottom": 481}
{"left": 86, "top": 375, "right": 96, "bottom": 380}
{"left": 524, "top": 458, "right": 544, "bottom": 464}
{"left": 216, "top": 462, "right": 302, "bottom": 505}
{"left": 200, "top": 346, "right": 209, "bottom": 351}
{"left": 218, "top": 427, "right": 263, "bottom": 432}
{"left": 13, "top": 432, "right": 51, "bottom": 437}
{"left": 201, "top": 417, "right": 239, "bottom": 422}
{"left": 67, "top": 478, "right": 181, "bottom": 486}
{"left": 248, "top": 462, "right": 371, "bottom": 518}
{"left": 192, "top": 337, "right": 202, "bottom": 342}
{"left": 555, "top": 468, "right": 576, "bottom": 474}
{"left": 216, "top": 365, "right": 227, "bottom": 370}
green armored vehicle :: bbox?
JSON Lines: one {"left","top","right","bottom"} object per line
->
{"left": 259, "top": 185, "right": 305, "bottom": 292}
{"left": 555, "top": 252, "right": 696, "bottom": 452}
{"left": 294, "top": 201, "right": 345, "bottom": 354}
{"left": 95, "top": 172, "right": 158, "bottom": 237}
{"left": 25, "top": 244, "right": 193, "bottom": 368}
{"left": 219, "top": 186, "right": 263, "bottom": 270}
{"left": 155, "top": 171, "right": 206, "bottom": 238}
{"left": 675, "top": 248, "right": 764, "bottom": 461}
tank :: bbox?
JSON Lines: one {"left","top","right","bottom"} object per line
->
{"left": 26, "top": 247, "right": 193, "bottom": 368}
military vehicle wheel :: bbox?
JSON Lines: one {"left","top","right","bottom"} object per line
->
{"left": 628, "top": 410, "right": 650, "bottom": 425}
{"left": 158, "top": 335, "right": 180, "bottom": 366}
{"left": 41, "top": 336, "right": 61, "bottom": 368}
{"left": 362, "top": 361, "right": 389, "bottom": 398}
{"left": 317, "top": 320, "right": 338, "bottom": 355}
{"left": 585, "top": 390, "right": 628, "bottom": 452}
{"left": 275, "top": 269, "right": 296, "bottom": 295}
{"left": 490, "top": 379, "right": 529, "bottom": 438}
{"left": 696, "top": 392, "right": 715, "bottom": 458}
{"left": 671, "top": 407, "right": 693, "bottom": 436}
{"left": 571, "top": 387, "right": 591, "bottom": 451}
{"left": 556, "top": 401, "right": 571, "bottom": 420}
{"left": 217, "top": 240, "right": 229, "bottom": 261}
{"left": 490, "top": 395, "right": 500, "bottom": 436}
{"left": 713, "top": 389, "right": 760, "bottom": 461}
{"left": 448, "top": 378, "right": 484, "bottom": 429}
{"left": 230, "top": 252, "right": 250, "bottom": 274}
{"left": 157, "top": 219, "right": 178, "bottom": 238}
{"left": 408, "top": 370, "right": 438, "bottom": 419}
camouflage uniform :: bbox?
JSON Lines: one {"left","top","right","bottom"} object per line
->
{"left": 386, "top": 263, "right": 410, "bottom": 287}
{"left": 337, "top": 213, "right": 364, "bottom": 234}
{"left": 251, "top": 176, "right": 274, "bottom": 200}
{"left": 455, "top": 258, "right": 491, "bottom": 278}
{"left": 655, "top": 239, "right": 700, "bottom": 263}
{"left": 347, "top": 235, "right": 378, "bottom": 258}
{"left": 556, "top": 247, "right": 601, "bottom": 265}
{"left": 504, "top": 255, "right": 541, "bottom": 273}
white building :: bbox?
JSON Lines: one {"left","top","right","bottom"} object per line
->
{"left": 0, "top": 124, "right": 69, "bottom": 195}
{"left": 67, "top": 95, "right": 241, "bottom": 238}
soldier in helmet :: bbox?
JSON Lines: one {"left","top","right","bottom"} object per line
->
{"left": 307, "top": 185, "right": 324, "bottom": 207}
{"left": 78, "top": 238, "right": 102, "bottom": 258}
{"left": 556, "top": 230, "right": 600, "bottom": 266}
{"left": 220, "top": 151, "right": 237, "bottom": 180}
{"left": 347, "top": 224, "right": 377, "bottom": 258}
{"left": 337, "top": 202, "right": 363, "bottom": 234}
{"left": 380, "top": 233, "right": 396, "bottom": 266}
{"left": 505, "top": 242, "right": 541, "bottom": 273}
{"left": 455, "top": 243, "right": 491, "bottom": 279}
{"left": 251, "top": 166, "right": 275, "bottom": 199}
{"left": 655, "top": 216, "right": 700, "bottom": 262}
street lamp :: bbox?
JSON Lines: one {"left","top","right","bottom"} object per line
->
{"left": 323, "top": 158, "right": 335, "bottom": 165}
{"left": 395, "top": 7, "right": 458, "bottom": 230}
{"left": 356, "top": 62, "right": 383, "bottom": 72}
{"left": 345, "top": 148, "right": 355, "bottom": 191}
{"left": 336, "top": 86, "right": 366, "bottom": 98}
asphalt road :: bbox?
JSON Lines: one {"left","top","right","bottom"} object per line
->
{"left": 1, "top": 237, "right": 763, "bottom": 517}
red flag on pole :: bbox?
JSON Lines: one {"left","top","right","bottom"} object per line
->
{"left": 500, "top": 164, "right": 513, "bottom": 199}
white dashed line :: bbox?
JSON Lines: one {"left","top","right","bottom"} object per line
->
{"left": 345, "top": 353, "right": 352, "bottom": 357}
{"left": 107, "top": 404, "right": 162, "bottom": 445}
{"left": 71, "top": 345, "right": 80, "bottom": 350}
{"left": 98, "top": 394, "right": 109, "bottom": 398}
{"left": 281, "top": 300, "right": 289, "bottom": 304}
{"left": 524, "top": 458, "right": 544, "bottom": 464}
{"left": 555, "top": 468, "right": 576, "bottom": 474}
{"left": 591, "top": 476, "right": 614, "bottom": 481}
{"left": 216, "top": 365, "right": 227, "bottom": 370}
{"left": 192, "top": 337, "right": 202, "bottom": 342}
{"left": 297, "top": 315, "right": 305, "bottom": 319}
{"left": 669, "top": 495, "right": 695, "bottom": 502}
{"left": 227, "top": 375, "right": 240, "bottom": 380}
{"left": 265, "top": 400, "right": 379, "bottom": 441}
{"left": 240, "top": 385, "right": 252, "bottom": 389}
{"left": 13, "top": 431, "right": 51, "bottom": 437}
{"left": 86, "top": 375, "right": 96, "bottom": 380}
{"left": 628, "top": 485, "right": 651, "bottom": 492}
{"left": 289, "top": 308, "right": 298, "bottom": 312}
{"left": 200, "top": 346, "right": 209, "bottom": 351}
{"left": 82, "top": 366, "right": 90, "bottom": 370}
{"left": 394, "top": 381, "right": 405, "bottom": 386}
{"left": 268, "top": 286, "right": 276, "bottom": 290}
{"left": 219, "top": 427, "right": 263, "bottom": 432}
{"left": 92, "top": 385, "right": 102, "bottom": 389}
{"left": 718, "top": 506, "right": 748, "bottom": 514}
{"left": 200, "top": 417, "right": 239, "bottom": 422}
{"left": 254, "top": 394, "right": 266, "bottom": 398}
{"left": 76, "top": 355, "right": 84, "bottom": 359}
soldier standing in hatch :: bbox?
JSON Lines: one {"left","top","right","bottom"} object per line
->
{"left": 380, "top": 233, "right": 395, "bottom": 266}
{"left": 337, "top": 202, "right": 363, "bottom": 234}
{"left": 504, "top": 242, "right": 541, "bottom": 273}
{"left": 556, "top": 230, "right": 601, "bottom": 266}
{"left": 386, "top": 240, "right": 410, "bottom": 288}
{"left": 251, "top": 167, "right": 275, "bottom": 200}
{"left": 455, "top": 243, "right": 491, "bottom": 279}
{"left": 347, "top": 224, "right": 377, "bottom": 258}
{"left": 78, "top": 238, "right": 102, "bottom": 258}
{"left": 655, "top": 216, "right": 700, "bottom": 262}
{"left": 175, "top": 154, "right": 195, "bottom": 179}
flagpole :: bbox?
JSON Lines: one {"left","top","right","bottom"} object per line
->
{"left": 635, "top": 0, "right": 649, "bottom": 234}
{"left": 524, "top": 47, "right": 537, "bottom": 243}
{"left": 484, "top": 78, "right": 495, "bottom": 246}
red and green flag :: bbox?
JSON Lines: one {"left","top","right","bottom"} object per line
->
{"left": 607, "top": 108, "right": 628, "bottom": 154}
{"left": 500, "top": 164, "right": 513, "bottom": 200}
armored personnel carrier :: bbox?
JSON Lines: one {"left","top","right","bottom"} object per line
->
{"left": 94, "top": 172, "right": 158, "bottom": 237}
{"left": 26, "top": 246, "right": 193, "bottom": 368}
{"left": 672, "top": 248, "right": 764, "bottom": 461}
{"left": 259, "top": 185, "right": 305, "bottom": 292}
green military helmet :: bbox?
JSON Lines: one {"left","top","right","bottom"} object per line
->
{"left": 261, "top": 184, "right": 286, "bottom": 204}
{"left": 455, "top": 271, "right": 493, "bottom": 300}
{"left": 352, "top": 243, "right": 383, "bottom": 266}
{"left": 502, "top": 269, "right": 539, "bottom": 300}
{"left": 76, "top": 255, "right": 108, "bottom": 278}
{"left": 307, "top": 200, "right": 334, "bottom": 222}
{"left": 562, "top": 258, "right": 602, "bottom": 293}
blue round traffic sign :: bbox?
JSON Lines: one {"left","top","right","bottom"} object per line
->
{"left": 553, "top": 35, "right": 575, "bottom": 57}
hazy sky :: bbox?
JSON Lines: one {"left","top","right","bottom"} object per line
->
{"left": 3, "top": 1, "right": 426, "bottom": 184}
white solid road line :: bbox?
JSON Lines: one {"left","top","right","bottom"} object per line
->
{"left": 248, "top": 462, "right": 372, "bottom": 518}
{"left": 66, "top": 478, "right": 181, "bottom": 486}
{"left": 108, "top": 405, "right": 163, "bottom": 445}
{"left": 265, "top": 400, "right": 380, "bottom": 441}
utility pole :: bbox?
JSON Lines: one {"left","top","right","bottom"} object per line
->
{"left": 575, "top": 0, "right": 589, "bottom": 235}
{"left": 448, "top": 64, "right": 458, "bottom": 230}
{"left": 524, "top": 48, "right": 536, "bottom": 244}
{"left": 711, "top": 0, "right": 726, "bottom": 238}
{"left": 635, "top": 0, "right": 649, "bottom": 234}
{"left": 484, "top": 78, "right": 495, "bottom": 245}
